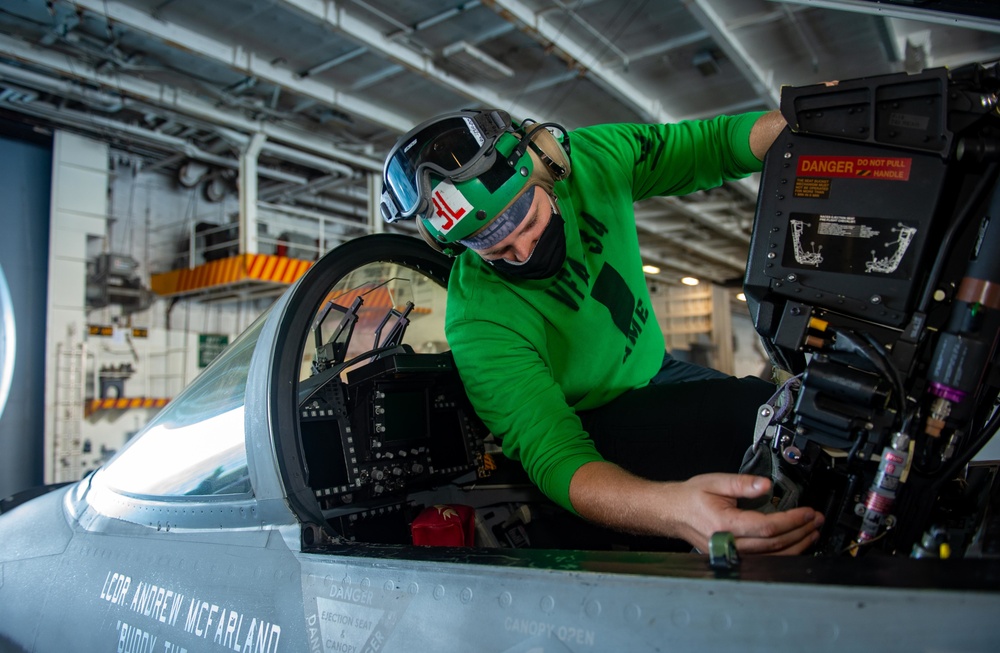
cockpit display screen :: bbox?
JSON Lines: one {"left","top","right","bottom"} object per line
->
{"left": 378, "top": 387, "right": 429, "bottom": 443}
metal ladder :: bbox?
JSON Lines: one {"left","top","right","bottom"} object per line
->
{"left": 53, "top": 341, "right": 86, "bottom": 483}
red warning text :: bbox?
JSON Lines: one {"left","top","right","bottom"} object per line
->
{"left": 797, "top": 155, "right": 911, "bottom": 181}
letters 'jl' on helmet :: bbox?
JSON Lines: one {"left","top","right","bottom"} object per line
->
{"left": 379, "top": 108, "right": 571, "bottom": 255}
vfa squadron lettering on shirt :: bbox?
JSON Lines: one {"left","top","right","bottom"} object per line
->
{"left": 544, "top": 211, "right": 606, "bottom": 311}
{"left": 592, "top": 263, "right": 650, "bottom": 363}
{"left": 634, "top": 132, "right": 666, "bottom": 170}
{"left": 544, "top": 210, "right": 650, "bottom": 362}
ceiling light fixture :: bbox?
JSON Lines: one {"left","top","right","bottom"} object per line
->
{"left": 681, "top": 276, "right": 700, "bottom": 286}
{"left": 642, "top": 264, "right": 661, "bottom": 275}
{"left": 736, "top": 292, "right": 747, "bottom": 302}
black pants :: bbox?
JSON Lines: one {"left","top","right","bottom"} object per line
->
{"left": 579, "top": 372, "right": 773, "bottom": 483}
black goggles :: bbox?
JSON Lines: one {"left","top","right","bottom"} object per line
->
{"left": 380, "top": 109, "right": 513, "bottom": 223}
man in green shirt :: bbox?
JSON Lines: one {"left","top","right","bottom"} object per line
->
{"left": 380, "top": 108, "right": 823, "bottom": 554}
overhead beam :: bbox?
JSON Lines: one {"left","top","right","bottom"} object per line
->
{"left": 67, "top": 0, "right": 411, "bottom": 132}
{"left": 385, "top": 1, "right": 485, "bottom": 37}
{"left": 483, "top": 0, "right": 681, "bottom": 123}
{"left": 769, "top": 0, "right": 1000, "bottom": 34}
{"left": 522, "top": 70, "right": 580, "bottom": 94}
{"left": 0, "top": 33, "right": 383, "bottom": 172}
{"left": 549, "top": 0, "right": 630, "bottom": 68}
{"left": 640, "top": 196, "right": 752, "bottom": 245}
{"left": 300, "top": 46, "right": 368, "bottom": 79}
{"left": 639, "top": 243, "right": 739, "bottom": 284}
{"left": 636, "top": 223, "right": 748, "bottom": 273}
{"left": 685, "top": 0, "right": 781, "bottom": 107}
{"left": 0, "top": 87, "right": 310, "bottom": 184}
{"left": 628, "top": 30, "right": 712, "bottom": 63}
{"left": 275, "top": 0, "right": 537, "bottom": 120}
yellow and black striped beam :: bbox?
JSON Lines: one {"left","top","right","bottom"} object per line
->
{"left": 86, "top": 397, "right": 169, "bottom": 417}
{"left": 151, "top": 254, "right": 313, "bottom": 297}
{"left": 88, "top": 325, "right": 148, "bottom": 338}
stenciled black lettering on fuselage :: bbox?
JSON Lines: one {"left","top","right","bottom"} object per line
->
{"left": 543, "top": 209, "right": 649, "bottom": 362}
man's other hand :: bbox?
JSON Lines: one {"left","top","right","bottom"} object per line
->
{"left": 669, "top": 473, "right": 824, "bottom": 555}
{"left": 569, "top": 462, "right": 823, "bottom": 555}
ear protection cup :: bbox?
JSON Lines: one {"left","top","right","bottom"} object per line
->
{"left": 526, "top": 126, "right": 571, "bottom": 181}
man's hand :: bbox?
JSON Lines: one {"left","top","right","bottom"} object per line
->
{"left": 667, "top": 473, "right": 823, "bottom": 555}
{"left": 569, "top": 461, "right": 823, "bottom": 555}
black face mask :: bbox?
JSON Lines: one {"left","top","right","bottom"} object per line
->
{"left": 489, "top": 212, "right": 567, "bottom": 280}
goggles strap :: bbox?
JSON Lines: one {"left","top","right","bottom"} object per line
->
{"left": 505, "top": 122, "right": 569, "bottom": 169}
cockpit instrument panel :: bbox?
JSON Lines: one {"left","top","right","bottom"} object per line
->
{"left": 296, "top": 264, "right": 486, "bottom": 519}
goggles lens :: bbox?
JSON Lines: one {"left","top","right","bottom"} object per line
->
{"left": 382, "top": 111, "right": 511, "bottom": 220}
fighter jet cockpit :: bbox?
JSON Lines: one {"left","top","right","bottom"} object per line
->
{"left": 287, "top": 246, "right": 621, "bottom": 551}
{"left": 292, "top": 259, "right": 493, "bottom": 546}
{"left": 77, "top": 232, "right": 559, "bottom": 551}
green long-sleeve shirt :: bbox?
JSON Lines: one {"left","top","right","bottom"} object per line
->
{"left": 445, "top": 113, "right": 766, "bottom": 512}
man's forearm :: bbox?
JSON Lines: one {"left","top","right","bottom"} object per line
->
{"left": 568, "top": 461, "right": 681, "bottom": 538}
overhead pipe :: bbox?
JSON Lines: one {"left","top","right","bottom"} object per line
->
{"left": 263, "top": 141, "right": 355, "bottom": 178}
{"left": 1, "top": 89, "right": 368, "bottom": 256}
{"left": 0, "top": 84, "right": 373, "bottom": 243}
{"left": 367, "top": 171, "right": 383, "bottom": 234}
{"left": 384, "top": 1, "right": 484, "bottom": 39}
{"left": 214, "top": 126, "right": 354, "bottom": 177}
{"left": 239, "top": 133, "right": 266, "bottom": 256}
{"left": 259, "top": 173, "right": 361, "bottom": 203}
{"left": 483, "top": 0, "right": 676, "bottom": 123}
{"left": 68, "top": 0, "right": 410, "bottom": 133}
{"left": 643, "top": 196, "right": 752, "bottom": 246}
{"left": 0, "top": 88, "right": 310, "bottom": 185}
{"left": 279, "top": 192, "right": 368, "bottom": 220}
{"left": 0, "top": 60, "right": 124, "bottom": 112}
{"left": 685, "top": 0, "right": 781, "bottom": 107}
{"left": 770, "top": 0, "right": 1000, "bottom": 34}
{"left": 635, "top": 223, "right": 747, "bottom": 273}
{"left": 0, "top": 33, "right": 385, "bottom": 172}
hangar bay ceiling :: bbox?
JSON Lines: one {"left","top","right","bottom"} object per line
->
{"left": 1, "top": 0, "right": 999, "bottom": 285}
